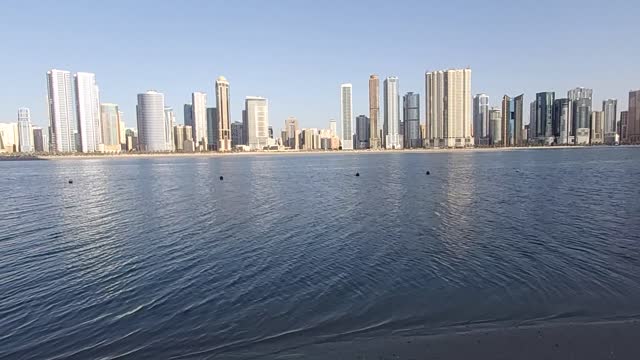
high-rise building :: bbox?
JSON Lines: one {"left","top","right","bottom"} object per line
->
{"left": 628, "top": 90, "right": 640, "bottom": 144}
{"left": 473, "top": 94, "right": 489, "bottom": 145}
{"left": 206, "top": 108, "right": 218, "bottom": 150}
{"left": 184, "top": 104, "right": 194, "bottom": 130}
{"left": 285, "top": 116, "right": 300, "bottom": 149}
{"left": 231, "top": 121, "right": 244, "bottom": 147}
{"left": 100, "top": 103, "right": 121, "bottom": 152}
{"left": 0, "top": 123, "right": 19, "bottom": 152}
{"left": 553, "top": 99, "right": 572, "bottom": 145}
{"left": 215, "top": 76, "right": 231, "bottom": 151}
{"left": 173, "top": 125, "right": 185, "bottom": 151}
{"left": 590, "top": 111, "right": 604, "bottom": 145}
{"left": 425, "top": 68, "right": 473, "bottom": 148}
{"left": 32, "top": 127, "right": 45, "bottom": 152}
{"left": 568, "top": 87, "right": 593, "bottom": 145}
{"left": 245, "top": 96, "right": 269, "bottom": 150}
{"left": 403, "top": 92, "right": 420, "bottom": 148}
{"left": 302, "top": 128, "right": 319, "bottom": 150}
{"left": 529, "top": 101, "right": 536, "bottom": 142}
{"left": 74, "top": 72, "right": 102, "bottom": 152}
{"left": 535, "top": 92, "right": 555, "bottom": 145}
{"left": 620, "top": 111, "right": 629, "bottom": 143}
{"left": 383, "top": 77, "right": 402, "bottom": 149}
{"left": 118, "top": 111, "right": 126, "bottom": 147}
{"left": 47, "top": 69, "right": 76, "bottom": 152}
{"left": 192, "top": 92, "right": 208, "bottom": 150}
{"left": 355, "top": 115, "right": 370, "bottom": 149}
{"left": 164, "top": 107, "right": 176, "bottom": 151}
{"left": 499, "top": 95, "right": 524, "bottom": 147}
{"left": 489, "top": 107, "right": 502, "bottom": 145}
{"left": 136, "top": 90, "right": 168, "bottom": 152}
{"left": 17, "top": 107, "right": 34, "bottom": 152}
{"left": 340, "top": 83, "right": 353, "bottom": 150}
{"left": 369, "top": 75, "right": 380, "bottom": 149}
{"left": 330, "top": 119, "right": 337, "bottom": 138}
{"left": 268, "top": 126, "right": 273, "bottom": 139}
{"left": 602, "top": 99, "right": 618, "bottom": 144}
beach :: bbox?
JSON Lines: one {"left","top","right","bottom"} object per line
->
{"left": 284, "top": 320, "right": 640, "bottom": 360}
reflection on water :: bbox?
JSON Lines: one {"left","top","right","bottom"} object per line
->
{"left": 1, "top": 148, "right": 640, "bottom": 359}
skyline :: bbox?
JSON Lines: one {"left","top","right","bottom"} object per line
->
{"left": 1, "top": 0, "right": 639, "bottom": 130}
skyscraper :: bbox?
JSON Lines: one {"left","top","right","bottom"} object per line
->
{"left": 118, "top": 111, "right": 126, "bottom": 148}
{"left": 425, "top": 68, "right": 473, "bottom": 148}
{"left": 529, "top": 101, "right": 536, "bottom": 143}
{"left": 513, "top": 94, "right": 525, "bottom": 146}
{"left": 164, "top": 107, "right": 176, "bottom": 151}
{"left": 192, "top": 92, "right": 208, "bottom": 150}
{"left": 368, "top": 75, "right": 380, "bottom": 149}
{"left": 620, "top": 111, "right": 629, "bottom": 143}
{"left": 501, "top": 96, "right": 514, "bottom": 146}
{"left": 340, "top": 83, "right": 353, "bottom": 150}
{"left": 568, "top": 87, "right": 593, "bottom": 145}
{"left": 184, "top": 104, "right": 194, "bottom": 130}
{"left": 590, "top": 111, "right": 604, "bottom": 144}
{"left": 473, "top": 94, "right": 489, "bottom": 145}
{"left": 173, "top": 125, "right": 185, "bottom": 151}
{"left": 383, "top": 77, "right": 401, "bottom": 149}
{"left": 245, "top": 96, "right": 269, "bottom": 150}
{"left": 231, "top": 121, "right": 244, "bottom": 147}
{"left": 602, "top": 99, "right": 618, "bottom": 144}
{"left": 355, "top": 115, "right": 370, "bottom": 149}
{"left": 32, "top": 127, "right": 45, "bottom": 152}
{"left": 535, "top": 92, "right": 555, "bottom": 145}
{"left": 136, "top": 90, "right": 168, "bottom": 152}
{"left": 553, "top": 98, "right": 572, "bottom": 145}
{"left": 215, "top": 76, "right": 231, "bottom": 151}
{"left": 17, "top": 107, "right": 33, "bottom": 152}
{"left": 47, "top": 69, "right": 76, "bottom": 152}
{"left": 403, "top": 92, "right": 420, "bottom": 148}
{"left": 489, "top": 107, "right": 502, "bottom": 145}
{"left": 207, "top": 107, "right": 218, "bottom": 150}
{"left": 285, "top": 116, "right": 300, "bottom": 149}
{"left": 628, "top": 90, "right": 640, "bottom": 144}
{"left": 74, "top": 72, "right": 102, "bottom": 152}
{"left": 100, "top": 103, "right": 121, "bottom": 152}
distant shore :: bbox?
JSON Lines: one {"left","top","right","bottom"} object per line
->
{"left": 0, "top": 145, "right": 636, "bottom": 161}
{"left": 283, "top": 319, "right": 640, "bottom": 360}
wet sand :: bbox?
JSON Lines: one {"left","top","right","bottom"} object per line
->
{"left": 280, "top": 320, "right": 640, "bottom": 360}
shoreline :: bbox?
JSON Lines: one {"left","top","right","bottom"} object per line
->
{"left": 1, "top": 145, "right": 636, "bottom": 161}
{"left": 277, "top": 318, "right": 640, "bottom": 360}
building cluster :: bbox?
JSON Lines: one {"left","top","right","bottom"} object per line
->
{"left": 473, "top": 88, "right": 639, "bottom": 147}
{"left": 1, "top": 68, "right": 639, "bottom": 154}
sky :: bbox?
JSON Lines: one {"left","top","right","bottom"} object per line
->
{"left": 1, "top": 0, "right": 639, "bottom": 131}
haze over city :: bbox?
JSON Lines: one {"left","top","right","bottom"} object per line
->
{"left": 1, "top": 0, "right": 639, "bottom": 130}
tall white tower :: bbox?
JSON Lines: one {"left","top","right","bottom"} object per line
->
{"left": 47, "top": 69, "right": 76, "bottom": 152}
{"left": 74, "top": 72, "right": 102, "bottom": 152}
{"left": 384, "top": 76, "right": 402, "bottom": 149}
{"left": 192, "top": 92, "right": 208, "bottom": 150}
{"left": 340, "top": 83, "right": 353, "bottom": 150}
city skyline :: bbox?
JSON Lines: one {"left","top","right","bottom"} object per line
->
{"left": 1, "top": 1, "right": 638, "bottom": 132}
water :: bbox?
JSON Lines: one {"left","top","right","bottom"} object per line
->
{"left": 1, "top": 148, "right": 640, "bottom": 359}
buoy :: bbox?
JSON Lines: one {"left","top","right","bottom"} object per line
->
{"left": 426, "top": 171, "right": 430, "bottom": 175}
{"left": 219, "top": 176, "right": 224, "bottom": 181}
{"left": 355, "top": 172, "right": 360, "bottom": 177}
{"left": 68, "top": 179, "right": 73, "bottom": 184}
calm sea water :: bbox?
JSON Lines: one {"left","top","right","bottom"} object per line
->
{"left": 1, "top": 148, "right": 640, "bottom": 359}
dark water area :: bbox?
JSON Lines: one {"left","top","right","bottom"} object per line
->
{"left": 1, "top": 148, "right": 640, "bottom": 359}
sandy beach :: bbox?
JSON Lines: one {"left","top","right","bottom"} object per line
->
{"left": 281, "top": 319, "right": 640, "bottom": 360}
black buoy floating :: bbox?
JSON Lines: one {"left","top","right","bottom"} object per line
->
{"left": 219, "top": 176, "right": 224, "bottom": 181}
{"left": 68, "top": 179, "right": 73, "bottom": 184}
{"left": 426, "top": 171, "right": 430, "bottom": 175}
{"left": 355, "top": 172, "right": 360, "bottom": 177}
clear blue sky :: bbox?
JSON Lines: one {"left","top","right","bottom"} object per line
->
{"left": 1, "top": 0, "right": 639, "bottom": 130}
